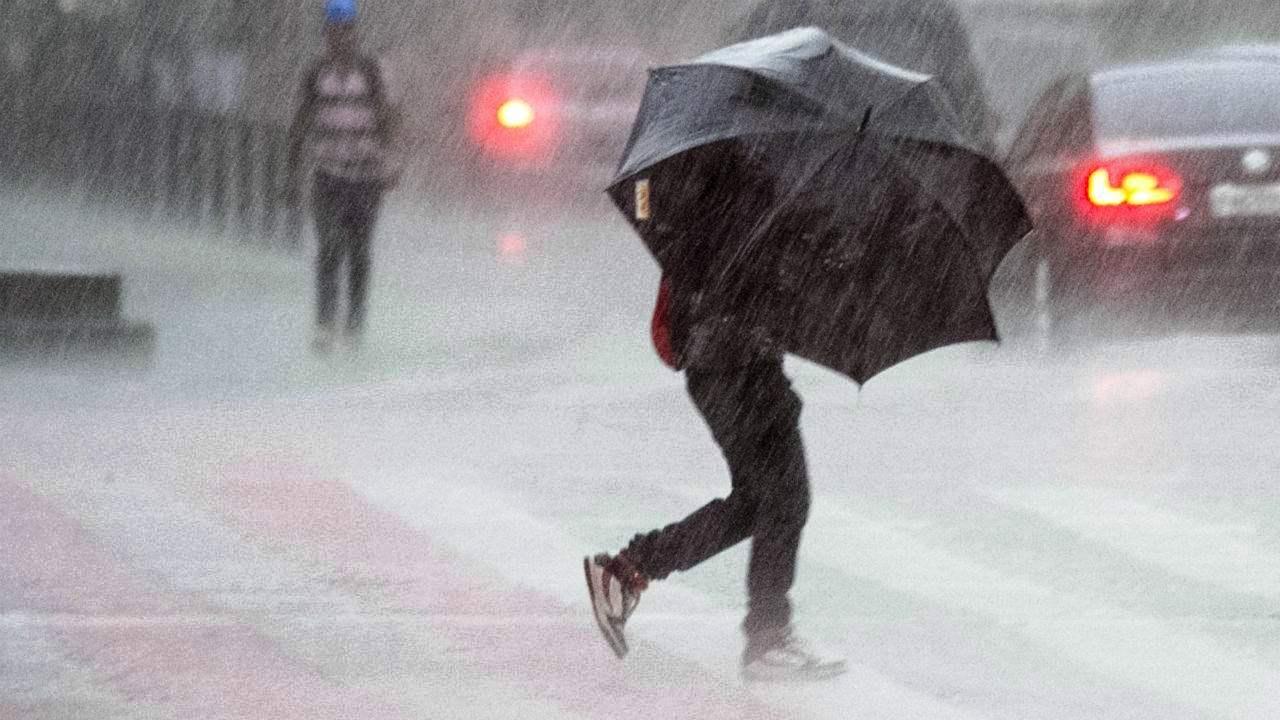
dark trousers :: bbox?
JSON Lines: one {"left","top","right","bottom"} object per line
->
{"left": 623, "top": 358, "right": 811, "bottom": 644}
{"left": 312, "top": 173, "right": 383, "bottom": 332}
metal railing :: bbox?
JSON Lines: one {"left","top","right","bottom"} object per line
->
{"left": 1, "top": 87, "right": 303, "bottom": 249}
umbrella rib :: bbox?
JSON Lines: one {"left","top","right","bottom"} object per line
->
{"left": 881, "top": 149, "right": 990, "bottom": 305}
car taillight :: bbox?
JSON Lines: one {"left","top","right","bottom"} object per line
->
{"left": 467, "top": 72, "right": 559, "bottom": 163}
{"left": 1075, "top": 160, "right": 1183, "bottom": 227}
{"left": 496, "top": 98, "right": 536, "bottom": 130}
{"left": 1087, "top": 168, "right": 1180, "bottom": 207}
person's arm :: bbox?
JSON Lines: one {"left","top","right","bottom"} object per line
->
{"left": 286, "top": 63, "right": 319, "bottom": 182}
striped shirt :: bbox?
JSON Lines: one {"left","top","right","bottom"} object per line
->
{"left": 298, "top": 55, "right": 399, "bottom": 183}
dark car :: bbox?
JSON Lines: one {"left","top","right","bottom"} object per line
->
{"left": 726, "top": 0, "right": 998, "bottom": 149}
{"left": 1006, "top": 56, "right": 1280, "bottom": 337}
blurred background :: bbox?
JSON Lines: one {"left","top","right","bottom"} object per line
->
{"left": 5, "top": 0, "right": 1280, "bottom": 225}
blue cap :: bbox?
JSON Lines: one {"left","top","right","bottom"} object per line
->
{"left": 325, "top": 0, "right": 357, "bottom": 24}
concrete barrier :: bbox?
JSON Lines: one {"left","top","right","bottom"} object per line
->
{"left": 0, "top": 268, "right": 155, "bottom": 359}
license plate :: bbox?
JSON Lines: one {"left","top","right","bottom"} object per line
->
{"left": 1210, "top": 182, "right": 1280, "bottom": 218}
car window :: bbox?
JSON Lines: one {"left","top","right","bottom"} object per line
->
{"left": 1008, "top": 77, "right": 1091, "bottom": 164}
{"left": 1006, "top": 84, "right": 1063, "bottom": 164}
{"left": 1052, "top": 89, "right": 1094, "bottom": 155}
{"left": 1094, "top": 63, "right": 1280, "bottom": 139}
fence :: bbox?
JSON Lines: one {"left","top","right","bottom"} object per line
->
{"left": 0, "top": 87, "right": 304, "bottom": 250}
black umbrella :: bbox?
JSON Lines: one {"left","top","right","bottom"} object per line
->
{"left": 725, "top": 0, "right": 997, "bottom": 148}
{"left": 607, "top": 27, "right": 1031, "bottom": 384}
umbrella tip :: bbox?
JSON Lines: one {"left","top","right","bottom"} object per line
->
{"left": 859, "top": 107, "right": 872, "bottom": 133}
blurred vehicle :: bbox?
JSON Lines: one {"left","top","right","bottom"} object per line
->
{"left": 461, "top": 45, "right": 651, "bottom": 202}
{"left": 726, "top": 0, "right": 998, "bottom": 150}
{"left": 1005, "top": 55, "right": 1280, "bottom": 337}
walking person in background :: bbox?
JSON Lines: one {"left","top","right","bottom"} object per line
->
{"left": 584, "top": 148, "right": 847, "bottom": 682}
{"left": 288, "top": 0, "right": 403, "bottom": 353}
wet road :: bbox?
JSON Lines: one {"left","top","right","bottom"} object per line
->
{"left": 2, "top": 190, "right": 1279, "bottom": 719}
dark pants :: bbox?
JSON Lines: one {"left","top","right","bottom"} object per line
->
{"left": 312, "top": 173, "right": 383, "bottom": 332}
{"left": 622, "top": 357, "right": 811, "bottom": 646}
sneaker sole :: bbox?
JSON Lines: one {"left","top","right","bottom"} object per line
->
{"left": 583, "top": 556, "right": 628, "bottom": 659}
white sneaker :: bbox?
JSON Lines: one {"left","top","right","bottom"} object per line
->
{"left": 583, "top": 554, "right": 645, "bottom": 658}
{"left": 742, "top": 631, "right": 847, "bottom": 682}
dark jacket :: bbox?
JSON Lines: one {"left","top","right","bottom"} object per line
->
{"left": 645, "top": 149, "right": 783, "bottom": 371}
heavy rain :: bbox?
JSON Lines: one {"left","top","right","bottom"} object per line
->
{"left": 2, "top": 0, "right": 1280, "bottom": 717}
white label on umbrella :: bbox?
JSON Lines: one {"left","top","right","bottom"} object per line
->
{"left": 635, "top": 179, "right": 651, "bottom": 221}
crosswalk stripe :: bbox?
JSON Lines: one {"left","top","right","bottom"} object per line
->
{"left": 986, "top": 484, "right": 1280, "bottom": 601}
{"left": 356, "top": 463, "right": 996, "bottom": 720}
{"left": 0, "top": 475, "right": 415, "bottom": 720}
{"left": 195, "top": 459, "right": 788, "bottom": 720}
{"left": 799, "top": 494, "right": 1280, "bottom": 719}
{"left": 19, "top": 465, "right": 592, "bottom": 720}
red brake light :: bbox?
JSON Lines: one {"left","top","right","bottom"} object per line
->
{"left": 1074, "top": 160, "right": 1183, "bottom": 228}
{"left": 1087, "top": 168, "right": 1180, "bottom": 207}
{"left": 496, "top": 98, "right": 536, "bottom": 129}
{"left": 467, "top": 72, "right": 559, "bottom": 163}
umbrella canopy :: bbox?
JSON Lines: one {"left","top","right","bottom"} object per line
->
{"left": 725, "top": 0, "right": 997, "bottom": 147}
{"left": 613, "top": 27, "right": 975, "bottom": 181}
{"left": 608, "top": 28, "right": 1031, "bottom": 384}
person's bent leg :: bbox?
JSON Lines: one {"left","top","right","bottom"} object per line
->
{"left": 621, "top": 492, "right": 757, "bottom": 582}
{"left": 586, "top": 365, "right": 760, "bottom": 658}
{"left": 617, "top": 365, "right": 763, "bottom": 581}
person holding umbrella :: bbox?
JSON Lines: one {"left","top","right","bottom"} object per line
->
{"left": 587, "top": 146, "right": 842, "bottom": 682}
{"left": 584, "top": 28, "right": 1031, "bottom": 681}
